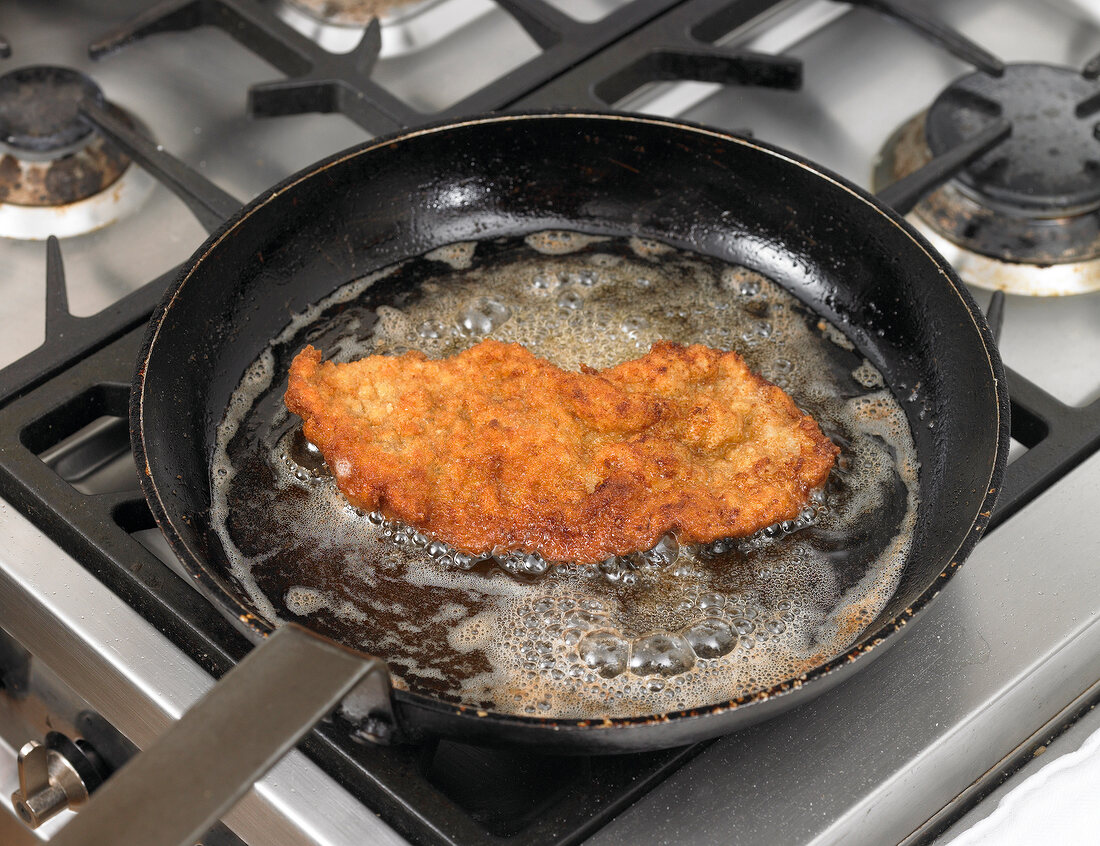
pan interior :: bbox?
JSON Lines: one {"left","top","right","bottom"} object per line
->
{"left": 209, "top": 231, "right": 919, "bottom": 720}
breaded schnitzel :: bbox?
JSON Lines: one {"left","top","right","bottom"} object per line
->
{"left": 285, "top": 340, "right": 838, "bottom": 563}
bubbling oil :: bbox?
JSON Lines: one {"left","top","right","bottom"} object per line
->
{"left": 210, "top": 231, "right": 920, "bottom": 719}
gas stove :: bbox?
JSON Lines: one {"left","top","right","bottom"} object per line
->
{"left": 0, "top": 1, "right": 1098, "bottom": 845}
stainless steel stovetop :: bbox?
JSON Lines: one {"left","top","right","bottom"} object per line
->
{"left": 0, "top": 1, "right": 1098, "bottom": 844}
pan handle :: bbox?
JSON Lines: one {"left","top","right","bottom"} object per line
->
{"left": 48, "top": 623, "right": 389, "bottom": 846}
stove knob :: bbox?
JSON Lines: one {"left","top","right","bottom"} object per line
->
{"left": 10, "top": 732, "right": 106, "bottom": 829}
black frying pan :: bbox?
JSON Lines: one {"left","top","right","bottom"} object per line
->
{"left": 131, "top": 113, "right": 1007, "bottom": 755}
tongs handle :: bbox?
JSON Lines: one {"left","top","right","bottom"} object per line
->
{"left": 50, "top": 624, "right": 385, "bottom": 846}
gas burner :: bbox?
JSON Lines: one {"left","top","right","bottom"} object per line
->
{"left": 0, "top": 65, "right": 106, "bottom": 155}
{"left": 873, "top": 62, "right": 1100, "bottom": 296}
{"left": 0, "top": 65, "right": 153, "bottom": 240}
{"left": 275, "top": 0, "right": 493, "bottom": 56}
{"left": 284, "top": 0, "right": 428, "bottom": 26}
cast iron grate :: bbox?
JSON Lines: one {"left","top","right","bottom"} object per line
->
{"left": 87, "top": 0, "right": 687, "bottom": 133}
{"left": 515, "top": 0, "right": 1002, "bottom": 110}
{"left": 93, "top": 0, "right": 997, "bottom": 130}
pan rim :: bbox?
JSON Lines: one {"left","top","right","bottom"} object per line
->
{"left": 132, "top": 110, "right": 1010, "bottom": 733}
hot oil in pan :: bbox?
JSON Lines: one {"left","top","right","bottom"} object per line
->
{"left": 211, "top": 232, "right": 919, "bottom": 719}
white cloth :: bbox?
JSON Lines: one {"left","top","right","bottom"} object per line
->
{"left": 946, "top": 722, "right": 1100, "bottom": 845}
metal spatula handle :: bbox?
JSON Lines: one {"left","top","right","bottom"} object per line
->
{"left": 49, "top": 624, "right": 386, "bottom": 846}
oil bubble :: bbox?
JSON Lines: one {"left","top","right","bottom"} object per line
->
{"left": 698, "top": 593, "right": 725, "bottom": 610}
{"left": 564, "top": 610, "right": 607, "bottom": 629}
{"left": 418, "top": 320, "right": 447, "bottom": 339}
{"left": 598, "top": 556, "right": 633, "bottom": 582}
{"left": 557, "top": 290, "right": 583, "bottom": 310}
{"left": 284, "top": 428, "right": 331, "bottom": 479}
{"left": 499, "top": 550, "right": 549, "bottom": 576}
{"left": 683, "top": 618, "right": 737, "bottom": 658}
{"left": 641, "top": 533, "right": 679, "bottom": 566}
{"left": 578, "top": 630, "right": 630, "bottom": 678}
{"left": 458, "top": 298, "right": 510, "bottom": 335}
{"left": 452, "top": 552, "right": 475, "bottom": 570}
{"left": 629, "top": 633, "right": 695, "bottom": 677}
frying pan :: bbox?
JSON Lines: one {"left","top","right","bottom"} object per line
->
{"left": 58, "top": 114, "right": 1008, "bottom": 844}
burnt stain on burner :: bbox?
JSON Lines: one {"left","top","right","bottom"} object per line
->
{"left": 287, "top": 0, "right": 422, "bottom": 25}
{"left": 0, "top": 154, "right": 19, "bottom": 202}
{"left": 917, "top": 177, "right": 1100, "bottom": 265}
{"left": 43, "top": 153, "right": 113, "bottom": 204}
{"left": 0, "top": 132, "right": 130, "bottom": 207}
{"left": 877, "top": 111, "right": 1100, "bottom": 266}
{"left": 0, "top": 64, "right": 134, "bottom": 207}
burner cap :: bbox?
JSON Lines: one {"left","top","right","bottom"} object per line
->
{"left": 926, "top": 63, "right": 1100, "bottom": 217}
{"left": 0, "top": 66, "right": 105, "bottom": 154}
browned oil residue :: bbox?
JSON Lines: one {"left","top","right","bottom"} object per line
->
{"left": 210, "top": 232, "right": 920, "bottom": 719}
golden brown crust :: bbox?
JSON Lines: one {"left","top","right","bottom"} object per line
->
{"left": 285, "top": 340, "right": 838, "bottom": 562}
